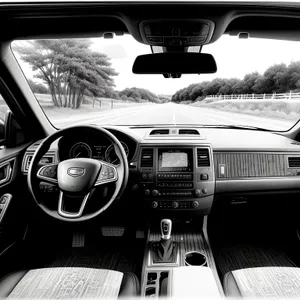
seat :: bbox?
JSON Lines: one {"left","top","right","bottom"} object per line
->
{"left": 0, "top": 267, "right": 140, "bottom": 299}
{"left": 223, "top": 267, "right": 300, "bottom": 298}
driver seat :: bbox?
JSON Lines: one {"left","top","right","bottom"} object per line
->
{"left": 0, "top": 267, "right": 140, "bottom": 298}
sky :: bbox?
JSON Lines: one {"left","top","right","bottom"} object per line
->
{"left": 12, "top": 34, "right": 300, "bottom": 96}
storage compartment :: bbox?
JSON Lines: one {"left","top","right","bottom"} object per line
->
{"left": 184, "top": 251, "right": 207, "bottom": 266}
{"left": 147, "top": 272, "right": 157, "bottom": 285}
{"left": 159, "top": 272, "right": 168, "bottom": 296}
{"left": 145, "top": 287, "right": 156, "bottom": 297}
{"left": 145, "top": 271, "right": 170, "bottom": 297}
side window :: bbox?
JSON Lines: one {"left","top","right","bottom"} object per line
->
{"left": 0, "top": 94, "right": 10, "bottom": 144}
{"left": 0, "top": 92, "right": 25, "bottom": 148}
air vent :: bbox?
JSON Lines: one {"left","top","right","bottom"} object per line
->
{"left": 197, "top": 148, "right": 210, "bottom": 167}
{"left": 288, "top": 156, "right": 300, "bottom": 168}
{"left": 140, "top": 148, "right": 154, "bottom": 167}
{"left": 25, "top": 155, "right": 33, "bottom": 171}
{"left": 150, "top": 129, "right": 169, "bottom": 135}
{"left": 23, "top": 153, "right": 54, "bottom": 172}
{"left": 179, "top": 129, "right": 200, "bottom": 135}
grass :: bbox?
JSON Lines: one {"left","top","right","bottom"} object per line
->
{"left": 33, "top": 93, "right": 148, "bottom": 122}
{"left": 34, "top": 94, "right": 143, "bottom": 106}
{"left": 192, "top": 99, "right": 300, "bottom": 122}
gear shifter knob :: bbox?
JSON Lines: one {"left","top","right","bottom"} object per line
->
{"left": 161, "top": 219, "right": 172, "bottom": 240}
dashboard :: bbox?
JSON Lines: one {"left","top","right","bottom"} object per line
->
{"left": 21, "top": 126, "right": 300, "bottom": 216}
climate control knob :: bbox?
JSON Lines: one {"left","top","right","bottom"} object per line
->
{"left": 194, "top": 189, "right": 201, "bottom": 198}
{"left": 202, "top": 188, "right": 208, "bottom": 194}
{"left": 152, "top": 189, "right": 159, "bottom": 196}
{"left": 172, "top": 201, "right": 179, "bottom": 208}
{"left": 192, "top": 201, "right": 199, "bottom": 208}
{"left": 144, "top": 189, "right": 150, "bottom": 196}
{"left": 152, "top": 201, "right": 158, "bottom": 208}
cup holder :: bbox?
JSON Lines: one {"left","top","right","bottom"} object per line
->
{"left": 184, "top": 251, "right": 207, "bottom": 266}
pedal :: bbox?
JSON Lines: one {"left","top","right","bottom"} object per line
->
{"left": 72, "top": 232, "right": 85, "bottom": 247}
{"left": 136, "top": 229, "right": 145, "bottom": 239}
{"left": 101, "top": 226, "right": 125, "bottom": 237}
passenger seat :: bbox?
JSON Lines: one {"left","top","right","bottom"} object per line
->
{"left": 223, "top": 267, "right": 300, "bottom": 298}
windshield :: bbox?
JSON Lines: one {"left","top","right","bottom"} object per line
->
{"left": 11, "top": 35, "right": 300, "bottom": 131}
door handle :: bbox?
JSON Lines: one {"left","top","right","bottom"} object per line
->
{"left": 0, "top": 193, "right": 12, "bottom": 224}
{"left": 0, "top": 158, "right": 15, "bottom": 187}
{"left": 0, "top": 164, "right": 12, "bottom": 185}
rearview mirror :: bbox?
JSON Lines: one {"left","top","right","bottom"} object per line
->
{"left": 132, "top": 53, "right": 217, "bottom": 77}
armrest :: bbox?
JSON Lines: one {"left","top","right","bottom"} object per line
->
{"left": 170, "top": 266, "right": 221, "bottom": 298}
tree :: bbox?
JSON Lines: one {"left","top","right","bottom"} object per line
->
{"left": 275, "top": 61, "right": 300, "bottom": 92}
{"left": 190, "top": 82, "right": 209, "bottom": 100}
{"left": 172, "top": 61, "right": 300, "bottom": 103}
{"left": 14, "top": 39, "right": 118, "bottom": 108}
{"left": 27, "top": 79, "right": 49, "bottom": 94}
{"left": 202, "top": 78, "right": 225, "bottom": 95}
{"left": 232, "top": 72, "right": 261, "bottom": 94}
{"left": 119, "top": 87, "right": 160, "bottom": 103}
{"left": 253, "top": 63, "right": 287, "bottom": 94}
{"left": 218, "top": 78, "right": 241, "bottom": 95}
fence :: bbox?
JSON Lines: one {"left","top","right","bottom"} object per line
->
{"left": 206, "top": 92, "right": 300, "bottom": 101}
{"left": 35, "top": 93, "right": 149, "bottom": 109}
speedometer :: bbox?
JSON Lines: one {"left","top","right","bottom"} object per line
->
{"left": 69, "top": 142, "right": 92, "bottom": 158}
{"left": 105, "top": 142, "right": 129, "bottom": 164}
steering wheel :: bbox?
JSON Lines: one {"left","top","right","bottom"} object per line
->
{"left": 28, "top": 126, "right": 129, "bottom": 222}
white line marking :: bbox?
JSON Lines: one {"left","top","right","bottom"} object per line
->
{"left": 172, "top": 110, "right": 176, "bottom": 125}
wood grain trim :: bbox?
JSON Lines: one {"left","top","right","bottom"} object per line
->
{"left": 214, "top": 152, "right": 300, "bottom": 178}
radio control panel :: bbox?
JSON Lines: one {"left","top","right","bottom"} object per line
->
{"left": 136, "top": 145, "right": 215, "bottom": 214}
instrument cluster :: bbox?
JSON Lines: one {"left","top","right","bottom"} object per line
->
{"left": 58, "top": 130, "right": 136, "bottom": 165}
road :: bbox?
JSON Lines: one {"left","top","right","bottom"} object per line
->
{"left": 53, "top": 103, "right": 294, "bottom": 131}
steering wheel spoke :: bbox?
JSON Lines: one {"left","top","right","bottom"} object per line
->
{"left": 95, "top": 161, "right": 118, "bottom": 186}
{"left": 58, "top": 191, "right": 90, "bottom": 219}
{"left": 37, "top": 163, "right": 58, "bottom": 184}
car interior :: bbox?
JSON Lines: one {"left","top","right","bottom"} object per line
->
{"left": 2, "top": 1, "right": 300, "bottom": 299}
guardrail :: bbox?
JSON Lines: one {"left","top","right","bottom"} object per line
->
{"left": 206, "top": 92, "right": 300, "bottom": 101}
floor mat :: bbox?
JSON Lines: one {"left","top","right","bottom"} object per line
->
{"left": 43, "top": 246, "right": 139, "bottom": 274}
{"left": 213, "top": 243, "right": 296, "bottom": 277}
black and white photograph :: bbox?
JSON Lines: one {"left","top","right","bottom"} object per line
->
{"left": 1, "top": 0, "right": 300, "bottom": 299}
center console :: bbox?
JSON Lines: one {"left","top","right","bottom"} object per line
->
{"left": 142, "top": 218, "right": 223, "bottom": 298}
{"left": 137, "top": 145, "right": 215, "bottom": 214}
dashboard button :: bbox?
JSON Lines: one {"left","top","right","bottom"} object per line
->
{"left": 194, "top": 189, "right": 201, "bottom": 198}
{"left": 200, "top": 173, "right": 209, "bottom": 180}
{"left": 172, "top": 201, "right": 179, "bottom": 208}
{"left": 192, "top": 201, "right": 199, "bottom": 208}
{"left": 202, "top": 188, "right": 208, "bottom": 194}
{"left": 132, "top": 184, "right": 138, "bottom": 191}
{"left": 152, "top": 201, "right": 158, "bottom": 208}
{"left": 152, "top": 189, "right": 159, "bottom": 196}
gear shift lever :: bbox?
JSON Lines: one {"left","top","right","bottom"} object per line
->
{"left": 151, "top": 219, "right": 178, "bottom": 264}
{"left": 161, "top": 219, "right": 172, "bottom": 240}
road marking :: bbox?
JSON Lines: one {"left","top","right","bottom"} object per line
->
{"left": 54, "top": 105, "right": 154, "bottom": 127}
{"left": 56, "top": 104, "right": 157, "bottom": 127}
{"left": 51, "top": 102, "right": 293, "bottom": 131}
{"left": 172, "top": 110, "right": 176, "bottom": 125}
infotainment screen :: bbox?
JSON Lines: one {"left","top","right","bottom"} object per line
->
{"left": 158, "top": 148, "right": 193, "bottom": 172}
{"left": 161, "top": 152, "right": 188, "bottom": 168}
